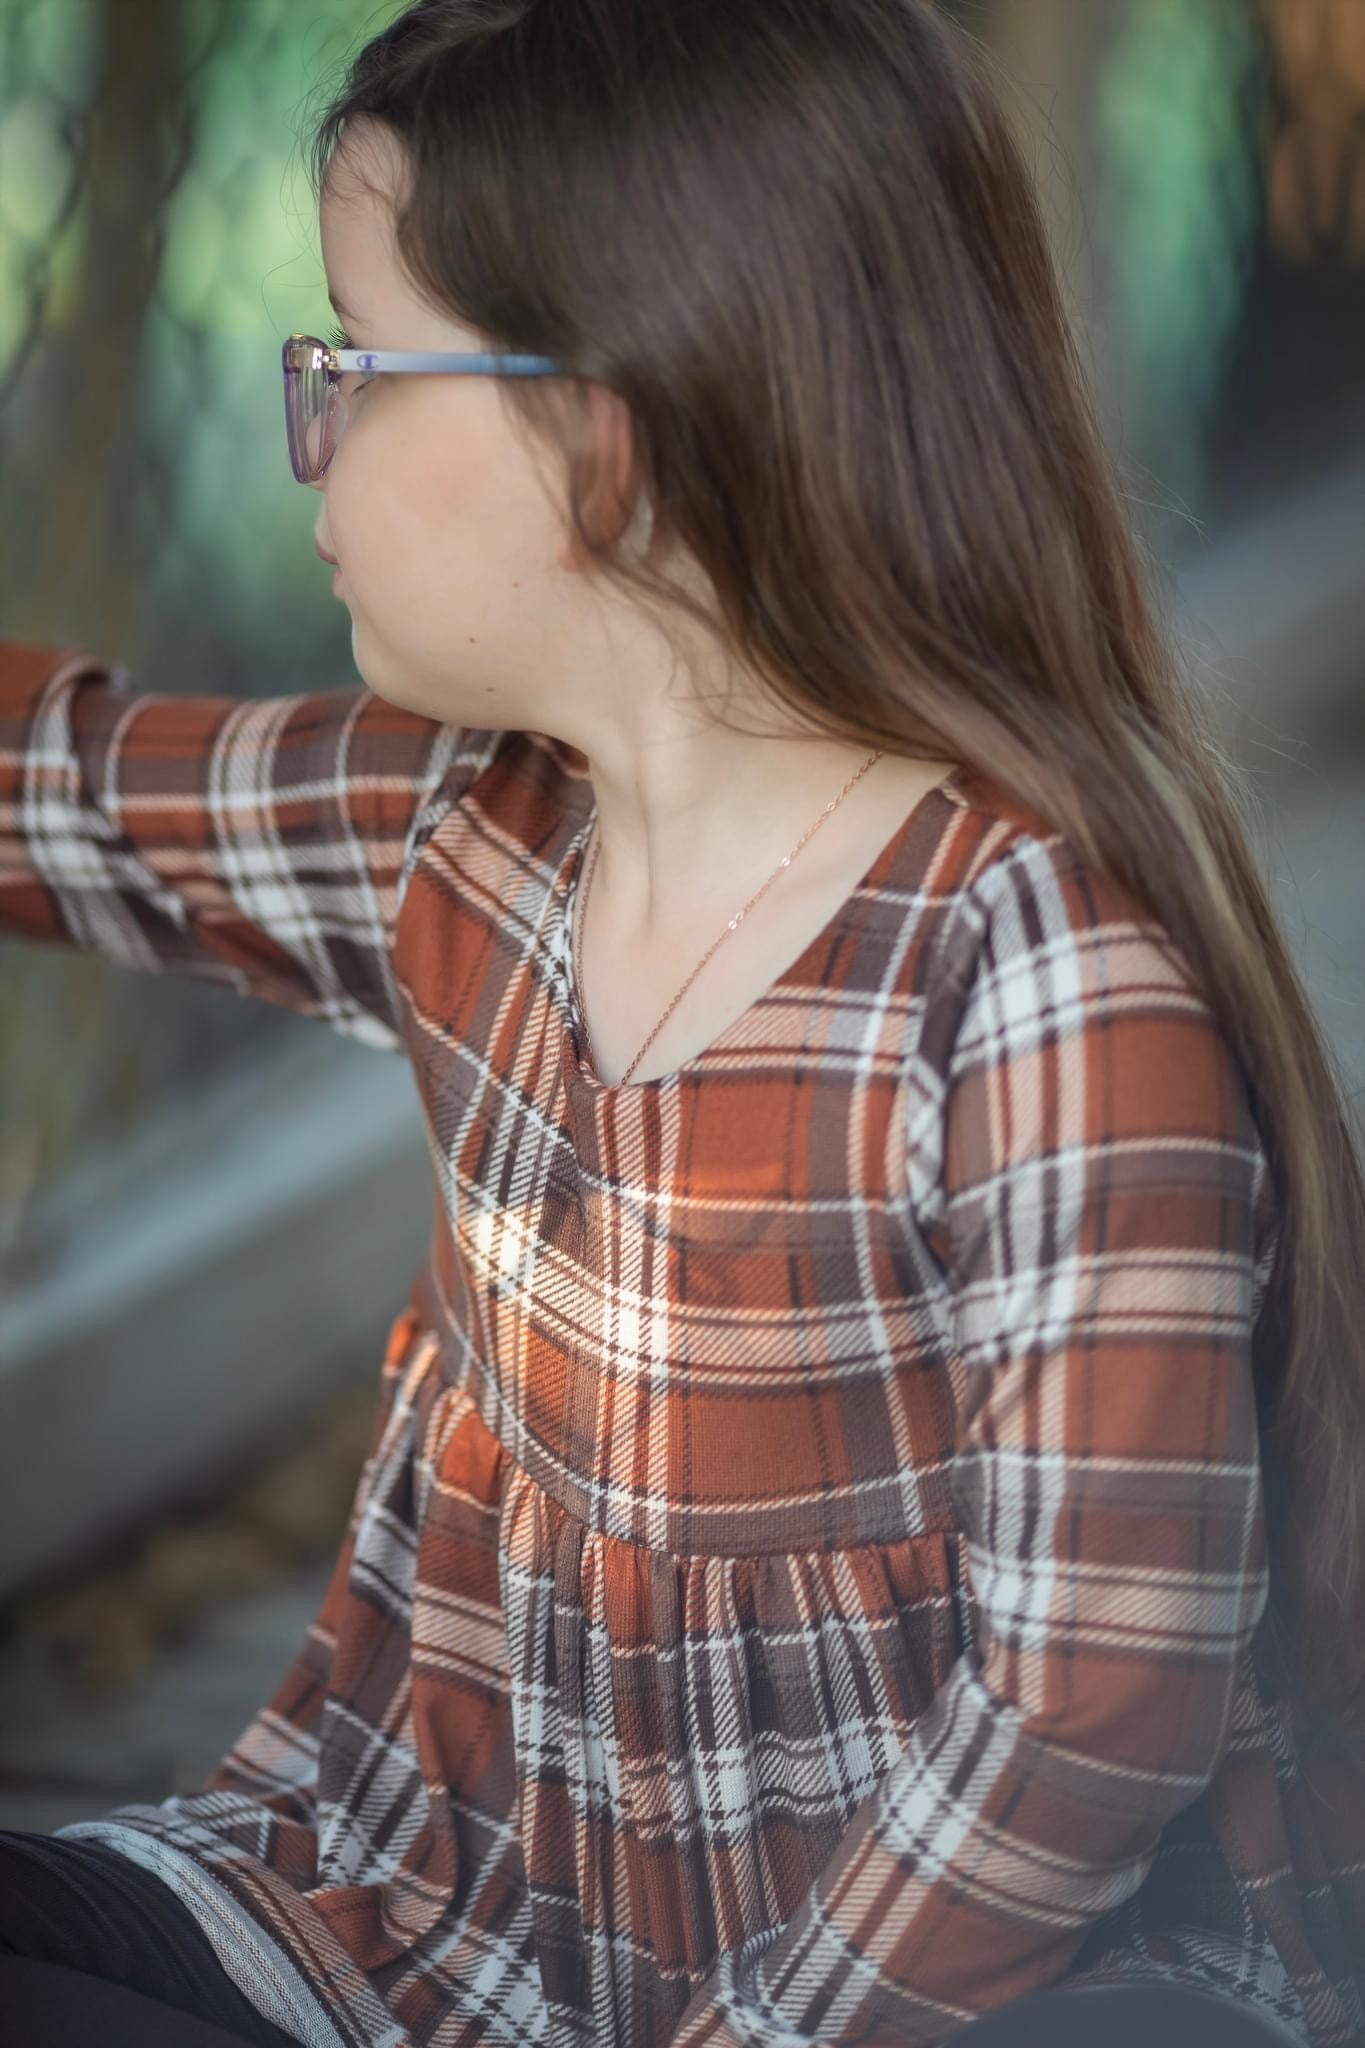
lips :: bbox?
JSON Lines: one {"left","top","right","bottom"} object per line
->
{"left": 314, "top": 540, "right": 340, "bottom": 566}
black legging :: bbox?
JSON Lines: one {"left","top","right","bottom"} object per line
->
{"left": 0, "top": 1827, "right": 1306, "bottom": 2046}
{"left": 0, "top": 1829, "right": 303, "bottom": 2046}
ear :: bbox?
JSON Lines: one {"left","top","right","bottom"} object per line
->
{"left": 557, "top": 381, "right": 653, "bottom": 569}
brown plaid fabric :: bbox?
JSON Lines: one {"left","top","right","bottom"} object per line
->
{"left": 4, "top": 641, "right": 1363, "bottom": 2048}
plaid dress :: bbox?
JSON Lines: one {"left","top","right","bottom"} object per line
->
{"left": 3, "top": 641, "right": 1364, "bottom": 2048}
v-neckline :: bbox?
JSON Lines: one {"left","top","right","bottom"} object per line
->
{"left": 556, "top": 763, "right": 969, "bottom": 1097}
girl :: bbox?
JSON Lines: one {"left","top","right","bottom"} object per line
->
{"left": 1, "top": 3, "right": 1362, "bottom": 2045}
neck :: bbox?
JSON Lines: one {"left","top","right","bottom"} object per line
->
{"left": 577, "top": 736, "right": 889, "bottom": 938}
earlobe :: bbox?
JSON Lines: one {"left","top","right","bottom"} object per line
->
{"left": 618, "top": 486, "right": 655, "bottom": 560}
{"left": 559, "top": 382, "right": 652, "bottom": 567}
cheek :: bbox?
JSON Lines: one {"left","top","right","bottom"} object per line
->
{"left": 323, "top": 401, "right": 445, "bottom": 599}
{"left": 330, "top": 387, "right": 557, "bottom": 606}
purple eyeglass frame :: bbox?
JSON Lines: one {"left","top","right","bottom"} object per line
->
{"left": 281, "top": 331, "right": 568, "bottom": 483}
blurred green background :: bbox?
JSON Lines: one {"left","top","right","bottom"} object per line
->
{"left": 1, "top": 0, "right": 395, "bottom": 1261}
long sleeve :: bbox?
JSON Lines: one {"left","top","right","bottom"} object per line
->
{"left": 0, "top": 641, "right": 467, "bottom": 1051}
{"left": 669, "top": 832, "right": 1279, "bottom": 2047}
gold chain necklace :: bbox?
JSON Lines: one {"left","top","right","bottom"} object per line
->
{"left": 572, "top": 748, "right": 885, "bottom": 1086}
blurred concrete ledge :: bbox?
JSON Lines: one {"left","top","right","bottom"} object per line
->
{"left": 0, "top": 450, "right": 1360, "bottom": 1602}
{"left": 0, "top": 1027, "right": 432, "bottom": 1602}
{"left": 0, "top": 1569, "right": 335, "bottom": 1832}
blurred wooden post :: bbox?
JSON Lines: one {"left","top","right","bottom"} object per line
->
{"left": 24, "top": 0, "right": 197, "bottom": 659}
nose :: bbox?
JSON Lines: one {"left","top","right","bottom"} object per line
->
{"left": 314, "top": 539, "right": 339, "bottom": 565}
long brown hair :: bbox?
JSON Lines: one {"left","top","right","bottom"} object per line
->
{"left": 303, "top": 0, "right": 1365, "bottom": 1733}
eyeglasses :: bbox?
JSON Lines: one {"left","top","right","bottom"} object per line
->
{"left": 281, "top": 332, "right": 568, "bottom": 484}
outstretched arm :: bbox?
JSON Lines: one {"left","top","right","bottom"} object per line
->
{"left": 0, "top": 641, "right": 467, "bottom": 1050}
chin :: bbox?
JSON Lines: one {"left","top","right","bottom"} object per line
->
{"left": 353, "top": 660, "right": 456, "bottom": 725}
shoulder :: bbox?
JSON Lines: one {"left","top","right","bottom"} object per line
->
{"left": 902, "top": 767, "right": 1272, "bottom": 1234}
{"left": 463, "top": 725, "right": 592, "bottom": 813}
{"left": 924, "top": 763, "right": 1210, "bottom": 1036}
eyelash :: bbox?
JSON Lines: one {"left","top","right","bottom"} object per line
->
{"left": 326, "top": 322, "right": 373, "bottom": 392}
